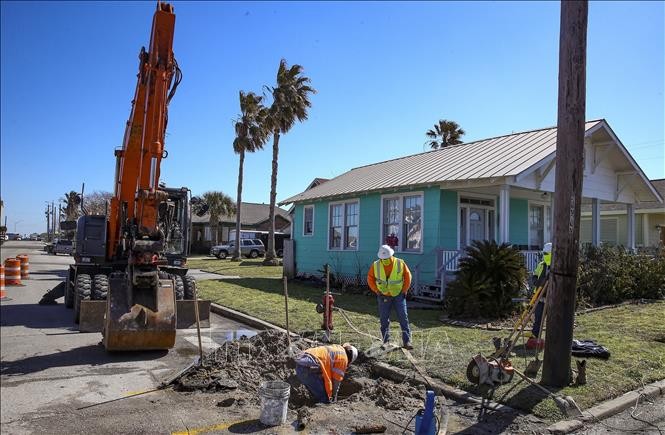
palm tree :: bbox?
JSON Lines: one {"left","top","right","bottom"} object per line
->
{"left": 61, "top": 191, "right": 81, "bottom": 221}
{"left": 425, "top": 119, "right": 465, "bottom": 150}
{"left": 231, "top": 91, "right": 269, "bottom": 261}
{"left": 263, "top": 59, "right": 316, "bottom": 265}
{"left": 192, "top": 191, "right": 236, "bottom": 245}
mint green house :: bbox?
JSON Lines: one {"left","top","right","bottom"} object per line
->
{"left": 280, "top": 120, "right": 662, "bottom": 301}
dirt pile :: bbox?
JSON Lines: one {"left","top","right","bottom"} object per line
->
{"left": 174, "top": 330, "right": 427, "bottom": 412}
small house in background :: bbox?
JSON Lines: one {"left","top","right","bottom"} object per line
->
{"left": 280, "top": 119, "right": 662, "bottom": 301}
{"left": 580, "top": 178, "right": 665, "bottom": 248}
{"left": 190, "top": 202, "right": 291, "bottom": 254}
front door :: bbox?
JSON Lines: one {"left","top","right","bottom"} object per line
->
{"left": 469, "top": 208, "right": 486, "bottom": 243}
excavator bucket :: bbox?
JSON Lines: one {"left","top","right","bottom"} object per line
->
{"left": 103, "top": 273, "right": 176, "bottom": 351}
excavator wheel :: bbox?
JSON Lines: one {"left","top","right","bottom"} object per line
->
{"left": 174, "top": 275, "right": 184, "bottom": 300}
{"left": 93, "top": 274, "right": 109, "bottom": 300}
{"left": 74, "top": 274, "right": 91, "bottom": 324}
{"left": 183, "top": 275, "right": 197, "bottom": 300}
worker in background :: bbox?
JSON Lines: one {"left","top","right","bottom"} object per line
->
{"left": 367, "top": 244, "right": 413, "bottom": 350}
{"left": 294, "top": 343, "right": 358, "bottom": 403}
{"left": 527, "top": 242, "right": 552, "bottom": 348}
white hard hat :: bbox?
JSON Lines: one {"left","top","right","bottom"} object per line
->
{"left": 543, "top": 243, "right": 552, "bottom": 254}
{"left": 343, "top": 343, "right": 358, "bottom": 364}
{"left": 377, "top": 245, "right": 394, "bottom": 260}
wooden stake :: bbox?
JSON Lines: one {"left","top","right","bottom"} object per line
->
{"left": 283, "top": 276, "right": 291, "bottom": 349}
{"left": 542, "top": 0, "right": 588, "bottom": 388}
{"left": 325, "top": 264, "right": 330, "bottom": 341}
{"left": 192, "top": 282, "right": 204, "bottom": 366}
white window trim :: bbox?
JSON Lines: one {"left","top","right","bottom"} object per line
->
{"left": 327, "top": 198, "right": 360, "bottom": 251}
{"left": 302, "top": 205, "right": 315, "bottom": 237}
{"left": 528, "top": 200, "right": 552, "bottom": 249}
{"left": 458, "top": 195, "right": 497, "bottom": 249}
{"left": 380, "top": 191, "right": 425, "bottom": 254}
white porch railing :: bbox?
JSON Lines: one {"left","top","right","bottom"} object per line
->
{"left": 439, "top": 249, "right": 542, "bottom": 274}
{"left": 521, "top": 250, "right": 542, "bottom": 274}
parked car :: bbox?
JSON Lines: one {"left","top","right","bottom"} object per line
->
{"left": 210, "top": 238, "right": 265, "bottom": 259}
{"left": 50, "top": 239, "right": 73, "bottom": 255}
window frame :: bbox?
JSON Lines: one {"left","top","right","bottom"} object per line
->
{"left": 380, "top": 191, "right": 425, "bottom": 254}
{"left": 302, "top": 205, "right": 315, "bottom": 237}
{"left": 327, "top": 198, "right": 360, "bottom": 251}
{"left": 527, "top": 200, "right": 552, "bottom": 250}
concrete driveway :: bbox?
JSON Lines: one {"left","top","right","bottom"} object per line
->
{"left": 1, "top": 241, "right": 257, "bottom": 434}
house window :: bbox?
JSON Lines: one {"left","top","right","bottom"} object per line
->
{"left": 382, "top": 193, "right": 424, "bottom": 253}
{"left": 303, "top": 206, "right": 314, "bottom": 236}
{"left": 329, "top": 200, "right": 359, "bottom": 250}
{"left": 204, "top": 226, "right": 212, "bottom": 241}
{"left": 403, "top": 195, "right": 422, "bottom": 251}
{"left": 383, "top": 198, "right": 400, "bottom": 243}
{"left": 459, "top": 197, "right": 495, "bottom": 248}
{"left": 528, "top": 203, "right": 552, "bottom": 250}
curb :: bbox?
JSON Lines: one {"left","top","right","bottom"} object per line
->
{"left": 371, "top": 361, "right": 516, "bottom": 413}
{"left": 547, "top": 379, "right": 665, "bottom": 434}
{"left": 210, "top": 303, "right": 294, "bottom": 336}
{"left": 210, "top": 302, "right": 514, "bottom": 413}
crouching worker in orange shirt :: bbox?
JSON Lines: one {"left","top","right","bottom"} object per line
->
{"left": 294, "top": 343, "right": 358, "bottom": 403}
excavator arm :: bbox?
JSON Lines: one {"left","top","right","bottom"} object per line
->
{"left": 103, "top": 2, "right": 182, "bottom": 351}
{"left": 108, "top": 1, "right": 181, "bottom": 262}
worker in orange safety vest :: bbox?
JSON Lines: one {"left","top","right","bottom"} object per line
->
{"left": 367, "top": 244, "right": 413, "bottom": 349}
{"left": 294, "top": 343, "right": 358, "bottom": 403}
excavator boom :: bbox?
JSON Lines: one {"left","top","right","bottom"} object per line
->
{"left": 103, "top": 2, "right": 180, "bottom": 351}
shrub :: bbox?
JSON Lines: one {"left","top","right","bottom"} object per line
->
{"left": 577, "top": 245, "right": 665, "bottom": 306}
{"left": 446, "top": 240, "right": 527, "bottom": 319}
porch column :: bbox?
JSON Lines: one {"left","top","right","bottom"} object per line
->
{"left": 642, "top": 213, "right": 649, "bottom": 247}
{"left": 499, "top": 185, "right": 510, "bottom": 244}
{"left": 627, "top": 203, "right": 635, "bottom": 251}
{"left": 591, "top": 198, "right": 600, "bottom": 246}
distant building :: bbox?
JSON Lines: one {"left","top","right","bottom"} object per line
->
{"left": 580, "top": 179, "right": 665, "bottom": 247}
{"left": 190, "top": 202, "right": 291, "bottom": 253}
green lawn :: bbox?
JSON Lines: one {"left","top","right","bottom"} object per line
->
{"left": 198, "top": 275, "right": 665, "bottom": 420}
{"left": 187, "top": 257, "right": 282, "bottom": 278}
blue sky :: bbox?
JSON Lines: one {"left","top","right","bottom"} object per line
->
{"left": 1, "top": 1, "right": 663, "bottom": 234}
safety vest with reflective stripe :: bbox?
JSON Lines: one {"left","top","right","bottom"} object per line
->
{"left": 534, "top": 252, "right": 552, "bottom": 279}
{"left": 373, "top": 258, "right": 405, "bottom": 297}
{"left": 305, "top": 345, "right": 349, "bottom": 400}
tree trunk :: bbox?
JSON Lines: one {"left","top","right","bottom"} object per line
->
{"left": 264, "top": 131, "right": 280, "bottom": 264}
{"left": 542, "top": 0, "right": 588, "bottom": 388}
{"left": 232, "top": 149, "right": 245, "bottom": 261}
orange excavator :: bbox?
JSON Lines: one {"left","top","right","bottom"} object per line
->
{"left": 64, "top": 2, "right": 209, "bottom": 351}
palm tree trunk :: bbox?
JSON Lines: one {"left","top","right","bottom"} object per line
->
{"left": 264, "top": 131, "right": 280, "bottom": 264}
{"left": 232, "top": 149, "right": 245, "bottom": 261}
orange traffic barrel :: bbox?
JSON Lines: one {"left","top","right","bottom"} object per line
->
{"left": 0, "top": 264, "right": 6, "bottom": 299}
{"left": 4, "top": 258, "right": 21, "bottom": 286}
{"left": 16, "top": 254, "right": 29, "bottom": 279}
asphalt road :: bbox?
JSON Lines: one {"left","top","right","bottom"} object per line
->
{"left": 0, "top": 241, "right": 258, "bottom": 435}
{"left": 573, "top": 394, "right": 665, "bottom": 434}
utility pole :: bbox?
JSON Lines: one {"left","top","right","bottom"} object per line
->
{"left": 542, "top": 0, "right": 588, "bottom": 388}
{"left": 51, "top": 201, "right": 55, "bottom": 239}
{"left": 46, "top": 204, "right": 50, "bottom": 241}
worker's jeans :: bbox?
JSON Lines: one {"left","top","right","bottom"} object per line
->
{"left": 532, "top": 301, "right": 545, "bottom": 337}
{"left": 295, "top": 365, "right": 329, "bottom": 403}
{"left": 377, "top": 293, "right": 411, "bottom": 344}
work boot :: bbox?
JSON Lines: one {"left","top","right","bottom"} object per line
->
{"left": 403, "top": 342, "right": 414, "bottom": 350}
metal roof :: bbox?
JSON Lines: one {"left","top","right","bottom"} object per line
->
{"left": 281, "top": 120, "right": 603, "bottom": 204}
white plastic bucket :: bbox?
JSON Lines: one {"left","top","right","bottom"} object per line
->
{"left": 258, "top": 380, "right": 290, "bottom": 426}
